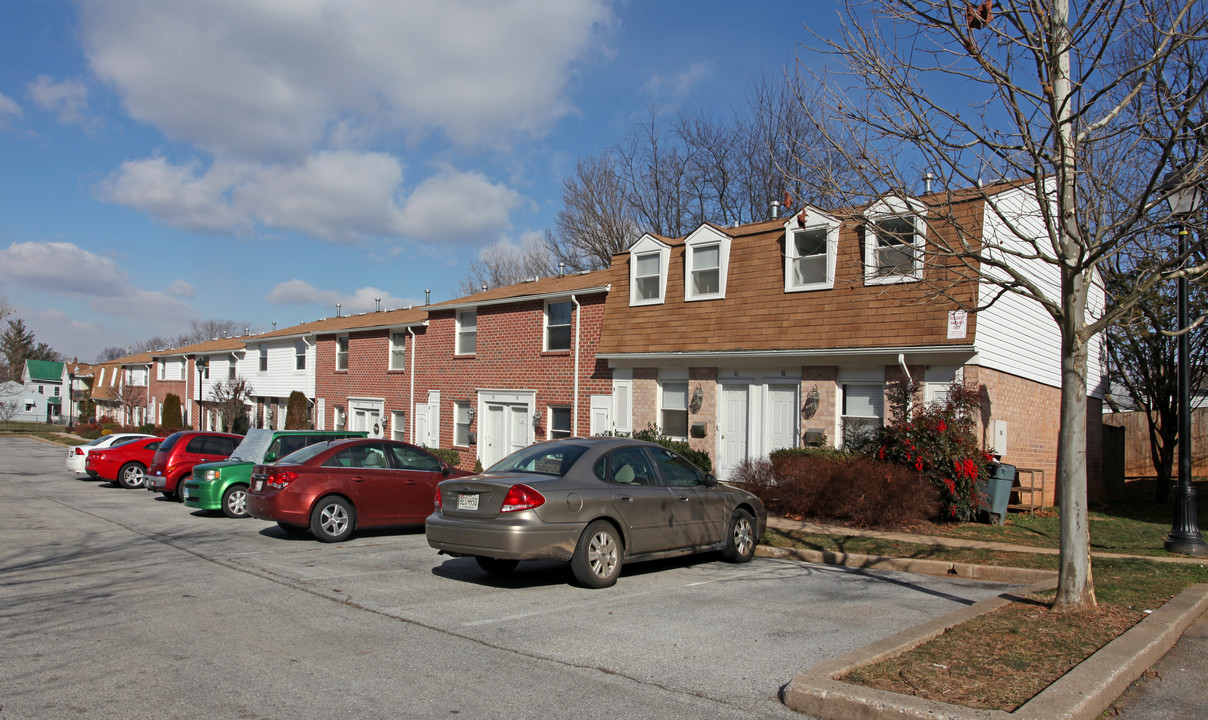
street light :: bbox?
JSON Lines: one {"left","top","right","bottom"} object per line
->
{"left": 1161, "top": 168, "right": 1207, "bottom": 556}
{"left": 67, "top": 368, "right": 75, "bottom": 429}
{"left": 196, "top": 356, "right": 208, "bottom": 431}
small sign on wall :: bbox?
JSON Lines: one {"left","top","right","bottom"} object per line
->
{"left": 947, "top": 310, "right": 968, "bottom": 339}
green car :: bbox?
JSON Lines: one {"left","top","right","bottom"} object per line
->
{"left": 183, "top": 429, "right": 366, "bottom": 517}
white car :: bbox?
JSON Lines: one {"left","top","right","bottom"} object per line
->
{"left": 66, "top": 433, "right": 155, "bottom": 476}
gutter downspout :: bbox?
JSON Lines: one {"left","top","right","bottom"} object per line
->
{"left": 407, "top": 326, "right": 418, "bottom": 444}
{"left": 301, "top": 336, "right": 315, "bottom": 417}
{"left": 572, "top": 294, "right": 582, "bottom": 435}
{"left": 898, "top": 353, "right": 913, "bottom": 383}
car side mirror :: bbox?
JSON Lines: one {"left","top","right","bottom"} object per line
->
{"left": 703, "top": 474, "right": 719, "bottom": 487}
{"left": 264, "top": 451, "right": 278, "bottom": 463}
{"left": 442, "top": 463, "right": 452, "bottom": 477}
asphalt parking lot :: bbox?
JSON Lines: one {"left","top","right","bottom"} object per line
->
{"left": 1, "top": 437, "right": 1020, "bottom": 719}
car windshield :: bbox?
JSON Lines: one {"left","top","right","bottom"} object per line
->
{"left": 275, "top": 441, "right": 335, "bottom": 465}
{"left": 228, "top": 429, "right": 275, "bottom": 462}
{"left": 486, "top": 443, "right": 589, "bottom": 476}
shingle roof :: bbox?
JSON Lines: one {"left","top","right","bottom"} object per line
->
{"left": 428, "top": 269, "right": 611, "bottom": 311}
{"left": 24, "top": 359, "right": 64, "bottom": 381}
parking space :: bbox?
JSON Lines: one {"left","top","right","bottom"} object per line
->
{"left": 2, "top": 438, "right": 1018, "bottom": 718}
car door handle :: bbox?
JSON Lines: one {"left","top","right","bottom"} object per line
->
{"left": 676, "top": 495, "right": 690, "bottom": 503}
{"left": 353, "top": 476, "right": 366, "bottom": 482}
{"left": 617, "top": 495, "right": 633, "bottom": 503}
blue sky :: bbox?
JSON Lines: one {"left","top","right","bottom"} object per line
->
{"left": 0, "top": 1, "right": 837, "bottom": 363}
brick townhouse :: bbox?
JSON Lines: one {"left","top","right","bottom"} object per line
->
{"left": 595, "top": 182, "right": 1108, "bottom": 504}
{"left": 312, "top": 270, "right": 611, "bottom": 471}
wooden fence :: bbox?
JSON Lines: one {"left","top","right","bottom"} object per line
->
{"left": 1102, "top": 408, "right": 1208, "bottom": 479}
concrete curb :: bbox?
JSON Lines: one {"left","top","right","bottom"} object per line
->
{"left": 755, "top": 545, "right": 1058, "bottom": 585}
{"left": 781, "top": 581, "right": 1208, "bottom": 720}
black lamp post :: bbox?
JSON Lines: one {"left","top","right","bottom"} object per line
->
{"left": 67, "top": 369, "right": 75, "bottom": 429}
{"left": 196, "top": 357, "right": 208, "bottom": 431}
{"left": 1162, "top": 173, "right": 1207, "bottom": 556}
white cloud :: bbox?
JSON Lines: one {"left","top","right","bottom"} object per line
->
{"left": 163, "top": 280, "right": 196, "bottom": 298}
{"left": 28, "top": 75, "right": 91, "bottom": 126}
{"left": 96, "top": 153, "right": 523, "bottom": 244}
{"left": 79, "top": 0, "right": 615, "bottom": 159}
{"left": 0, "top": 241, "right": 196, "bottom": 325}
{"left": 0, "top": 241, "right": 127, "bottom": 297}
{"left": 643, "top": 62, "right": 712, "bottom": 100}
{"left": 266, "top": 279, "right": 414, "bottom": 314}
{"left": 0, "top": 91, "right": 20, "bottom": 123}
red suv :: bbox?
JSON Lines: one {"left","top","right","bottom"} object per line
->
{"left": 145, "top": 431, "right": 242, "bottom": 500}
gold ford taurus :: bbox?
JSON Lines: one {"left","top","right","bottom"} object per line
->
{"left": 426, "top": 437, "right": 766, "bottom": 588}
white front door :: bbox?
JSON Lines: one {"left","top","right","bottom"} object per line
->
{"left": 719, "top": 385, "right": 749, "bottom": 480}
{"left": 767, "top": 384, "right": 798, "bottom": 453}
{"left": 590, "top": 395, "right": 612, "bottom": 436}
{"left": 483, "top": 403, "right": 531, "bottom": 467}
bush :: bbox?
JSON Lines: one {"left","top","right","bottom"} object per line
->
{"left": 732, "top": 454, "right": 940, "bottom": 528}
{"left": 162, "top": 394, "right": 183, "bottom": 430}
{"left": 629, "top": 423, "right": 712, "bottom": 473}
{"left": 138, "top": 423, "right": 157, "bottom": 435}
{"left": 423, "top": 446, "right": 461, "bottom": 468}
{"left": 285, "top": 391, "right": 310, "bottom": 429}
{"left": 867, "top": 381, "right": 993, "bottom": 522}
{"left": 75, "top": 423, "right": 104, "bottom": 439}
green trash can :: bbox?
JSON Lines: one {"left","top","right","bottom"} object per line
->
{"left": 977, "top": 462, "right": 1015, "bottom": 525}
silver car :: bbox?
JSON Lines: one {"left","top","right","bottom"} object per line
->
{"left": 426, "top": 437, "right": 766, "bottom": 588}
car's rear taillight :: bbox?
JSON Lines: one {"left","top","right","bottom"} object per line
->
{"left": 266, "top": 470, "right": 299, "bottom": 489}
{"left": 74, "top": 447, "right": 85, "bottom": 456}
{"left": 433, "top": 486, "right": 442, "bottom": 510}
{"left": 500, "top": 484, "right": 545, "bottom": 513}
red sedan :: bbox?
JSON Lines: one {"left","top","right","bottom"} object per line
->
{"left": 86, "top": 437, "right": 165, "bottom": 488}
{"left": 247, "top": 438, "right": 471, "bottom": 542}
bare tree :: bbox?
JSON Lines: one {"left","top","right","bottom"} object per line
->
{"left": 0, "top": 398, "right": 18, "bottom": 428}
{"left": 543, "top": 152, "right": 640, "bottom": 272}
{"left": 793, "top": 0, "right": 1208, "bottom": 610}
{"left": 116, "top": 381, "right": 146, "bottom": 427}
{"left": 458, "top": 237, "right": 556, "bottom": 296}
{"left": 96, "top": 346, "right": 129, "bottom": 363}
{"left": 209, "top": 377, "right": 252, "bottom": 433}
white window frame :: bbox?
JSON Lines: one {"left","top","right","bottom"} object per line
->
{"left": 544, "top": 300, "right": 573, "bottom": 352}
{"left": 259, "top": 345, "right": 269, "bottom": 372}
{"left": 784, "top": 207, "right": 839, "bottom": 292}
{"left": 177, "top": 360, "right": 185, "bottom": 381}
{"left": 864, "top": 196, "right": 926, "bottom": 285}
{"left": 840, "top": 383, "right": 885, "bottom": 448}
{"left": 659, "top": 379, "right": 690, "bottom": 441}
{"left": 453, "top": 401, "right": 472, "bottom": 447}
{"left": 628, "top": 234, "right": 671, "bottom": 306}
{"left": 683, "top": 225, "right": 731, "bottom": 301}
{"left": 548, "top": 405, "right": 572, "bottom": 440}
{"left": 391, "top": 410, "right": 407, "bottom": 441}
{"left": 389, "top": 332, "right": 407, "bottom": 371}
{"left": 456, "top": 309, "right": 477, "bottom": 355}
{"left": 295, "top": 341, "right": 306, "bottom": 371}
{"left": 336, "top": 335, "right": 349, "bottom": 371}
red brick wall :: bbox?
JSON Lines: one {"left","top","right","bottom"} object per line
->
{"left": 314, "top": 293, "right": 612, "bottom": 471}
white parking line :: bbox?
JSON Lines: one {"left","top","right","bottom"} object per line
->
{"left": 463, "top": 590, "right": 654, "bottom": 626}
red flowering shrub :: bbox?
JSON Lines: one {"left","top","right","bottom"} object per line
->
{"left": 870, "top": 381, "right": 993, "bottom": 522}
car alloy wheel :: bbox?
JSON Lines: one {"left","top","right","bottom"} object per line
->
{"left": 119, "top": 463, "right": 146, "bottom": 489}
{"left": 572, "top": 520, "right": 622, "bottom": 588}
{"left": 310, "top": 496, "right": 354, "bottom": 543}
{"left": 222, "top": 485, "right": 249, "bottom": 518}
{"left": 722, "top": 509, "right": 756, "bottom": 563}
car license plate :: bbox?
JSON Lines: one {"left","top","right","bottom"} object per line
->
{"left": 457, "top": 493, "right": 479, "bottom": 511}
{"left": 254, "top": 480, "right": 263, "bottom": 492}
{"left": 182, "top": 488, "right": 190, "bottom": 499}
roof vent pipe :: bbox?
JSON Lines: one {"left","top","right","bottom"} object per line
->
{"left": 771, "top": 200, "right": 780, "bottom": 220}
{"left": 375, "top": 297, "right": 382, "bottom": 312}
{"left": 272, "top": 322, "right": 277, "bottom": 330}
{"left": 425, "top": 289, "right": 431, "bottom": 305}
{"left": 923, "top": 172, "right": 934, "bottom": 194}
{"left": 558, "top": 262, "right": 565, "bottom": 278}
{"left": 336, "top": 303, "right": 342, "bottom": 317}
{"left": 482, "top": 283, "right": 487, "bottom": 292}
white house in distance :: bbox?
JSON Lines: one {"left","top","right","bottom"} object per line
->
{"left": 0, "top": 359, "right": 67, "bottom": 424}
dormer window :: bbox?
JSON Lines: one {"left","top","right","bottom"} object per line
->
{"left": 784, "top": 207, "right": 839, "bottom": 292}
{"left": 684, "top": 225, "right": 730, "bottom": 301}
{"left": 628, "top": 234, "right": 671, "bottom": 306}
{"left": 864, "top": 197, "right": 925, "bottom": 285}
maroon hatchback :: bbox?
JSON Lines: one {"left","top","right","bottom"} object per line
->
{"left": 145, "top": 431, "right": 242, "bottom": 500}
{"left": 247, "top": 438, "right": 470, "bottom": 542}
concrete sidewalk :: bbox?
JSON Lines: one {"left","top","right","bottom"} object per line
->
{"left": 763, "top": 516, "right": 1208, "bottom": 719}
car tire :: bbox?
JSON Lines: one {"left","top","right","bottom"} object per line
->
{"left": 277, "top": 521, "right": 308, "bottom": 537}
{"left": 571, "top": 520, "right": 623, "bottom": 589}
{"left": 160, "top": 491, "right": 174, "bottom": 499}
{"left": 221, "top": 484, "right": 249, "bottom": 518}
{"left": 174, "top": 478, "right": 189, "bottom": 502}
{"left": 475, "top": 556, "right": 519, "bottom": 576}
{"left": 310, "top": 496, "right": 354, "bottom": 543}
{"left": 118, "top": 462, "right": 146, "bottom": 489}
{"left": 722, "top": 508, "right": 757, "bottom": 563}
